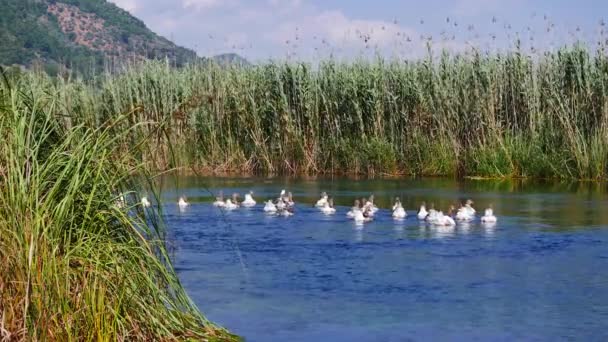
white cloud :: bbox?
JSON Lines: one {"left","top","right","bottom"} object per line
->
{"left": 182, "top": 0, "right": 227, "bottom": 11}
{"left": 108, "top": 0, "right": 138, "bottom": 12}
{"left": 269, "top": 10, "right": 417, "bottom": 48}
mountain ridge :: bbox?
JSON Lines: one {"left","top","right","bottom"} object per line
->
{"left": 0, "top": 0, "right": 247, "bottom": 75}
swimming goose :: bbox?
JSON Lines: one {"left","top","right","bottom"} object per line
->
{"left": 278, "top": 207, "right": 294, "bottom": 217}
{"left": 366, "top": 195, "right": 379, "bottom": 213}
{"left": 224, "top": 193, "right": 240, "bottom": 210}
{"left": 434, "top": 210, "right": 456, "bottom": 226}
{"left": 286, "top": 192, "right": 295, "bottom": 208}
{"left": 392, "top": 197, "right": 406, "bottom": 219}
{"left": 481, "top": 206, "right": 497, "bottom": 223}
{"left": 264, "top": 200, "right": 277, "bottom": 213}
{"left": 141, "top": 196, "right": 151, "bottom": 208}
{"left": 178, "top": 196, "right": 189, "bottom": 209}
{"left": 354, "top": 208, "right": 373, "bottom": 223}
{"left": 213, "top": 191, "right": 226, "bottom": 207}
{"left": 315, "top": 192, "right": 329, "bottom": 207}
{"left": 347, "top": 200, "right": 361, "bottom": 218}
{"left": 455, "top": 199, "right": 476, "bottom": 221}
{"left": 276, "top": 197, "right": 287, "bottom": 210}
{"left": 426, "top": 204, "right": 439, "bottom": 224}
{"left": 242, "top": 191, "right": 256, "bottom": 207}
{"left": 321, "top": 198, "right": 336, "bottom": 214}
{"left": 417, "top": 202, "right": 428, "bottom": 220}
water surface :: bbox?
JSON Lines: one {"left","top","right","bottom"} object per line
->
{"left": 161, "top": 177, "right": 608, "bottom": 341}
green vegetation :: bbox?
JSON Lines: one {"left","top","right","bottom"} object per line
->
{"left": 24, "top": 43, "right": 604, "bottom": 179}
{"left": 0, "top": 0, "right": 196, "bottom": 76}
{"left": 0, "top": 67, "right": 237, "bottom": 340}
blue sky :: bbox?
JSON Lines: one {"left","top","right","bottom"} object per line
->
{"left": 109, "top": 0, "right": 607, "bottom": 61}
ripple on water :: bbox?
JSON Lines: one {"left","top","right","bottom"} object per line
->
{"left": 162, "top": 177, "right": 608, "bottom": 341}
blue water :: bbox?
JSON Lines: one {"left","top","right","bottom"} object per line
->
{"left": 162, "top": 177, "right": 608, "bottom": 341}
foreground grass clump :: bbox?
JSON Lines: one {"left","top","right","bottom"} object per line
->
{"left": 0, "top": 69, "right": 236, "bottom": 341}
{"left": 17, "top": 44, "right": 608, "bottom": 179}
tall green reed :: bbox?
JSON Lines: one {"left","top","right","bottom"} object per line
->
{"left": 18, "top": 44, "right": 608, "bottom": 179}
{"left": 0, "top": 67, "right": 236, "bottom": 341}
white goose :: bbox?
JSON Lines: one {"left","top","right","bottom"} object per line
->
{"left": 392, "top": 197, "right": 406, "bottom": 219}
{"left": 366, "top": 195, "right": 379, "bottom": 214}
{"left": 481, "top": 206, "right": 497, "bottom": 223}
{"left": 224, "top": 193, "right": 240, "bottom": 210}
{"left": 213, "top": 191, "right": 225, "bottom": 207}
{"left": 320, "top": 198, "right": 336, "bottom": 215}
{"left": 141, "top": 196, "right": 151, "bottom": 208}
{"left": 178, "top": 196, "right": 189, "bottom": 209}
{"left": 264, "top": 200, "right": 277, "bottom": 213}
{"left": 426, "top": 205, "right": 440, "bottom": 224}
{"left": 286, "top": 192, "right": 295, "bottom": 208}
{"left": 456, "top": 199, "right": 476, "bottom": 221}
{"left": 278, "top": 208, "right": 294, "bottom": 217}
{"left": 417, "top": 202, "right": 428, "bottom": 220}
{"left": 315, "top": 192, "right": 329, "bottom": 207}
{"left": 353, "top": 209, "right": 372, "bottom": 224}
{"left": 434, "top": 210, "right": 456, "bottom": 226}
{"left": 276, "top": 197, "right": 287, "bottom": 210}
{"left": 242, "top": 191, "right": 256, "bottom": 207}
{"left": 347, "top": 200, "right": 361, "bottom": 218}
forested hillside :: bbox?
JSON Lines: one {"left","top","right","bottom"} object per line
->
{"left": 0, "top": 0, "right": 198, "bottom": 75}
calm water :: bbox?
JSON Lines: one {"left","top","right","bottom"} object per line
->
{"left": 160, "top": 177, "right": 608, "bottom": 341}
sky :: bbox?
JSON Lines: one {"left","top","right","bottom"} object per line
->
{"left": 108, "top": 0, "right": 608, "bottom": 61}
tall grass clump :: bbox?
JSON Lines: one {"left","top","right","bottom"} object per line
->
{"left": 0, "top": 68, "right": 236, "bottom": 341}
{"left": 16, "top": 42, "right": 608, "bottom": 180}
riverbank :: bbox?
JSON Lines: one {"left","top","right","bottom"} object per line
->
{"left": 0, "top": 68, "right": 237, "bottom": 341}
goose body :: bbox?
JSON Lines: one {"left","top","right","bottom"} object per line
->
{"left": 417, "top": 204, "right": 428, "bottom": 220}
{"left": 320, "top": 199, "right": 336, "bottom": 215}
{"left": 224, "top": 194, "right": 240, "bottom": 210}
{"left": 481, "top": 208, "right": 497, "bottom": 223}
{"left": 434, "top": 211, "right": 456, "bottom": 226}
{"left": 224, "top": 199, "right": 239, "bottom": 210}
{"left": 393, "top": 206, "right": 406, "bottom": 219}
{"left": 278, "top": 208, "right": 294, "bottom": 217}
{"left": 178, "top": 197, "right": 189, "bottom": 209}
{"left": 264, "top": 200, "right": 277, "bottom": 213}
{"left": 426, "top": 209, "right": 440, "bottom": 224}
{"left": 141, "top": 196, "right": 151, "bottom": 208}
{"left": 347, "top": 200, "right": 361, "bottom": 218}
{"left": 213, "top": 191, "right": 226, "bottom": 207}
{"left": 392, "top": 198, "right": 406, "bottom": 219}
{"left": 353, "top": 209, "right": 369, "bottom": 223}
{"left": 242, "top": 192, "right": 256, "bottom": 207}
{"left": 276, "top": 199, "right": 286, "bottom": 210}
{"left": 315, "top": 192, "right": 329, "bottom": 207}
{"left": 286, "top": 192, "right": 295, "bottom": 207}
{"left": 365, "top": 195, "right": 379, "bottom": 214}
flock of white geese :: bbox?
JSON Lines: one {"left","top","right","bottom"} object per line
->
{"left": 172, "top": 190, "right": 498, "bottom": 226}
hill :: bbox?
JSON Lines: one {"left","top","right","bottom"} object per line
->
{"left": 0, "top": 0, "right": 247, "bottom": 75}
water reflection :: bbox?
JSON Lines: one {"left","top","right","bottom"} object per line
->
{"left": 353, "top": 227, "right": 364, "bottom": 242}
{"left": 431, "top": 225, "right": 456, "bottom": 239}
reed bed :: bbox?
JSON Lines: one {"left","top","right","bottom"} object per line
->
{"left": 11, "top": 44, "right": 608, "bottom": 179}
{"left": 0, "top": 68, "right": 236, "bottom": 341}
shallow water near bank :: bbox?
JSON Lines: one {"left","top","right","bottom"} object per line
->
{"left": 160, "top": 177, "right": 608, "bottom": 341}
